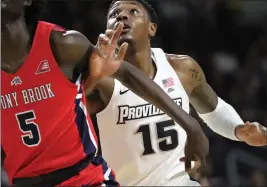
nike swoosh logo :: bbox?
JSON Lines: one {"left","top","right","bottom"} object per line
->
{"left": 120, "top": 90, "right": 129, "bottom": 95}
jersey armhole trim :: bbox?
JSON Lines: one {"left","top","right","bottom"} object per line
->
{"left": 165, "top": 53, "right": 190, "bottom": 98}
{"left": 154, "top": 47, "right": 189, "bottom": 99}
{"left": 53, "top": 25, "right": 66, "bottom": 32}
{"left": 96, "top": 79, "right": 120, "bottom": 117}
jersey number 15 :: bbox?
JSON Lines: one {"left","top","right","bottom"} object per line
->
{"left": 136, "top": 120, "right": 178, "bottom": 155}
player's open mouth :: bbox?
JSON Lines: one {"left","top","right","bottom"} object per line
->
{"left": 115, "top": 22, "right": 131, "bottom": 35}
{"left": 121, "top": 23, "right": 131, "bottom": 34}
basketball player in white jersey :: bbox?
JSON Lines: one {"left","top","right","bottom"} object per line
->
{"left": 87, "top": 0, "right": 267, "bottom": 185}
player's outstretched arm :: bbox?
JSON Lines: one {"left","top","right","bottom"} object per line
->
{"left": 168, "top": 55, "right": 267, "bottom": 146}
{"left": 53, "top": 26, "right": 209, "bottom": 171}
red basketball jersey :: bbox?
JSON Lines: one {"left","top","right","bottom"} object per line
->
{"left": 1, "top": 21, "right": 98, "bottom": 184}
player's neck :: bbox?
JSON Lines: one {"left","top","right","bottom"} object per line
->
{"left": 1, "top": 17, "right": 30, "bottom": 70}
{"left": 124, "top": 42, "right": 155, "bottom": 79}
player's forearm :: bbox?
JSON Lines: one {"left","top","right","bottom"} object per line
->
{"left": 191, "top": 87, "right": 244, "bottom": 140}
{"left": 198, "top": 97, "right": 245, "bottom": 141}
{"left": 113, "top": 61, "right": 200, "bottom": 133}
{"left": 189, "top": 104, "right": 207, "bottom": 129}
{"left": 84, "top": 76, "right": 102, "bottom": 94}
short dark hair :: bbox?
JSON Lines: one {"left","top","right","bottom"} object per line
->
{"left": 109, "top": 0, "right": 158, "bottom": 24}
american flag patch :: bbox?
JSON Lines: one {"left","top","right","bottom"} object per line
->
{"left": 162, "top": 77, "right": 174, "bottom": 88}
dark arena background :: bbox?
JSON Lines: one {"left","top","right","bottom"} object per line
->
{"left": 2, "top": 0, "right": 267, "bottom": 186}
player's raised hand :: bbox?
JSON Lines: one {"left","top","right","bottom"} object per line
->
{"left": 183, "top": 127, "right": 209, "bottom": 174}
{"left": 89, "top": 22, "right": 128, "bottom": 79}
{"left": 235, "top": 122, "right": 267, "bottom": 146}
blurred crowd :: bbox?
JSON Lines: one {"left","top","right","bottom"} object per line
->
{"left": 2, "top": 0, "right": 267, "bottom": 186}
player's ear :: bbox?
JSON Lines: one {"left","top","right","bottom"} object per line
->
{"left": 24, "top": 0, "right": 32, "bottom": 6}
{"left": 148, "top": 23, "right": 157, "bottom": 37}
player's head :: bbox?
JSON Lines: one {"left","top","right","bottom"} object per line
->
{"left": 107, "top": 0, "right": 157, "bottom": 46}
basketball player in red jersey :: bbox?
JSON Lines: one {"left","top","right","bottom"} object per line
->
{"left": 1, "top": 0, "right": 209, "bottom": 186}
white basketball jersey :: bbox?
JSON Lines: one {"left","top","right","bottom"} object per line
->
{"left": 96, "top": 48, "right": 190, "bottom": 186}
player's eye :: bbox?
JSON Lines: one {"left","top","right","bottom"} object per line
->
{"left": 130, "top": 9, "right": 138, "bottom": 15}
{"left": 110, "top": 11, "right": 119, "bottom": 18}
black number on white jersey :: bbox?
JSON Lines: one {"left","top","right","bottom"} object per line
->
{"left": 16, "top": 110, "right": 41, "bottom": 147}
{"left": 136, "top": 120, "right": 178, "bottom": 155}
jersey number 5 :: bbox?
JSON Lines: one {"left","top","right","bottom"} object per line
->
{"left": 136, "top": 120, "right": 178, "bottom": 155}
{"left": 16, "top": 110, "right": 41, "bottom": 147}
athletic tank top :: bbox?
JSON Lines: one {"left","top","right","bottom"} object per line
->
{"left": 1, "top": 21, "right": 98, "bottom": 184}
{"left": 96, "top": 48, "right": 190, "bottom": 185}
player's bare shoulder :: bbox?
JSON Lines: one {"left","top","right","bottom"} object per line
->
{"left": 165, "top": 53, "right": 206, "bottom": 94}
{"left": 50, "top": 30, "right": 93, "bottom": 65}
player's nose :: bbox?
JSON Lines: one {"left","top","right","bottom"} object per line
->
{"left": 116, "top": 11, "right": 129, "bottom": 22}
